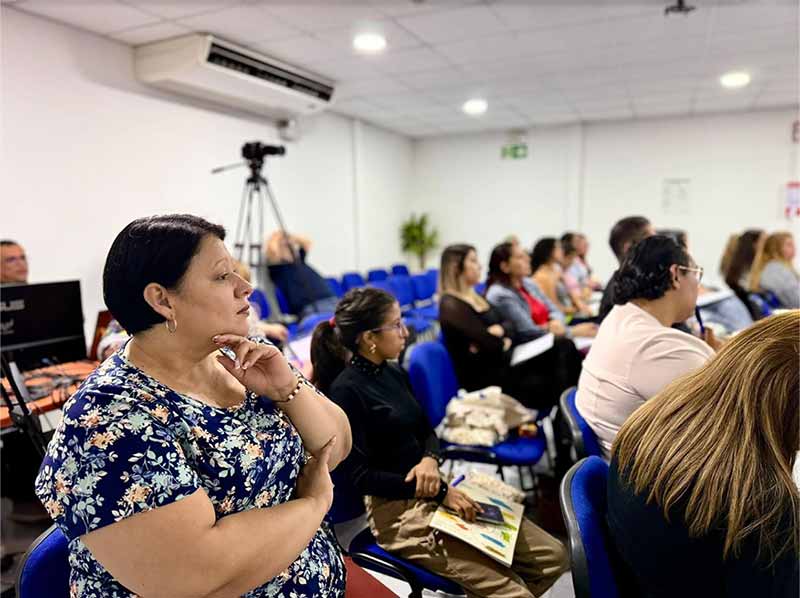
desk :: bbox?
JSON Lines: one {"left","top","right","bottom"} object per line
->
{"left": 1, "top": 361, "right": 97, "bottom": 430}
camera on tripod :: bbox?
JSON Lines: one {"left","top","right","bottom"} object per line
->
{"left": 242, "top": 142, "right": 286, "bottom": 161}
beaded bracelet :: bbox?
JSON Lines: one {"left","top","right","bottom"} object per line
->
{"left": 275, "top": 376, "right": 304, "bottom": 404}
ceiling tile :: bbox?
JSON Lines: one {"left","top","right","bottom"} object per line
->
{"left": 490, "top": 5, "right": 608, "bottom": 32}
{"left": 396, "top": 67, "right": 477, "bottom": 91}
{"left": 435, "top": 34, "right": 531, "bottom": 66}
{"left": 110, "top": 21, "right": 191, "bottom": 45}
{"left": 334, "top": 77, "right": 411, "bottom": 100}
{"left": 371, "top": 46, "right": 451, "bottom": 74}
{"left": 312, "top": 19, "right": 422, "bottom": 54}
{"left": 262, "top": 4, "right": 386, "bottom": 32}
{"left": 17, "top": 1, "right": 159, "bottom": 34}
{"left": 395, "top": 5, "right": 507, "bottom": 44}
{"left": 634, "top": 101, "right": 693, "bottom": 118}
{"left": 711, "top": 4, "right": 799, "bottom": 33}
{"left": 176, "top": 5, "right": 302, "bottom": 44}
{"left": 124, "top": 1, "right": 236, "bottom": 20}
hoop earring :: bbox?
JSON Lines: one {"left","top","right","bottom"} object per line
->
{"left": 165, "top": 318, "right": 177, "bottom": 333}
{"left": 369, "top": 344, "right": 377, "bottom": 354}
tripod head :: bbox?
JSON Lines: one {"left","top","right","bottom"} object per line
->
{"left": 242, "top": 142, "right": 286, "bottom": 184}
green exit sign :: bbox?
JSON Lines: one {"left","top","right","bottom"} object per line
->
{"left": 501, "top": 143, "right": 528, "bottom": 159}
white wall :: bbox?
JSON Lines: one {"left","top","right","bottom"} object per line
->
{"left": 410, "top": 124, "right": 584, "bottom": 271}
{"left": 580, "top": 109, "right": 800, "bottom": 285}
{"left": 411, "top": 109, "right": 799, "bottom": 285}
{"left": 1, "top": 7, "right": 413, "bottom": 342}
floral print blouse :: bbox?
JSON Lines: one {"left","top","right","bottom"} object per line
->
{"left": 35, "top": 346, "right": 345, "bottom": 598}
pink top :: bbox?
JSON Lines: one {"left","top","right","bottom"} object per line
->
{"left": 575, "top": 302, "right": 714, "bottom": 458}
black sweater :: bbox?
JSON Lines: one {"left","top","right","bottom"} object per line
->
{"left": 607, "top": 457, "right": 799, "bottom": 598}
{"left": 328, "top": 354, "right": 440, "bottom": 499}
{"left": 439, "top": 294, "right": 513, "bottom": 392}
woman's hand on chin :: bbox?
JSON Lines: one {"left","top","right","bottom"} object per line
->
{"left": 213, "top": 334, "right": 297, "bottom": 401}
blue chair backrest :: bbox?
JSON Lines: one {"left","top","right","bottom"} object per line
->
{"left": 407, "top": 340, "right": 459, "bottom": 428}
{"left": 298, "top": 312, "right": 333, "bottom": 336}
{"left": 474, "top": 281, "right": 486, "bottom": 296}
{"left": 325, "top": 277, "right": 344, "bottom": 298}
{"left": 560, "top": 457, "right": 619, "bottom": 598}
{"left": 391, "top": 264, "right": 410, "bottom": 277}
{"left": 762, "top": 290, "right": 781, "bottom": 308}
{"left": 411, "top": 273, "right": 436, "bottom": 303}
{"left": 561, "top": 387, "right": 603, "bottom": 459}
{"left": 274, "top": 287, "right": 291, "bottom": 315}
{"left": 17, "top": 525, "right": 70, "bottom": 598}
{"left": 748, "top": 293, "right": 773, "bottom": 317}
{"left": 368, "top": 279, "right": 396, "bottom": 297}
{"left": 367, "top": 269, "right": 389, "bottom": 283}
{"left": 249, "top": 288, "right": 271, "bottom": 320}
{"left": 389, "top": 275, "right": 416, "bottom": 310}
{"left": 341, "top": 272, "right": 366, "bottom": 292}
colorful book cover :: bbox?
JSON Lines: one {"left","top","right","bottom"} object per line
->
{"left": 428, "top": 481, "right": 524, "bottom": 566}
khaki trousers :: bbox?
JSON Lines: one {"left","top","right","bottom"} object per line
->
{"left": 365, "top": 496, "right": 569, "bottom": 598}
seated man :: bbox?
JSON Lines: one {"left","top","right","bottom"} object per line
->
{"left": 266, "top": 231, "right": 338, "bottom": 321}
{"left": 1, "top": 240, "right": 28, "bottom": 284}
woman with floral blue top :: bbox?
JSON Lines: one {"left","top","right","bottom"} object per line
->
{"left": 35, "top": 214, "right": 352, "bottom": 597}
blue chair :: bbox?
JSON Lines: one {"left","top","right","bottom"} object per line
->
{"left": 249, "top": 288, "right": 272, "bottom": 320}
{"left": 297, "top": 312, "right": 334, "bottom": 336}
{"left": 329, "top": 470, "right": 465, "bottom": 598}
{"left": 391, "top": 264, "right": 410, "bottom": 277}
{"left": 17, "top": 525, "right": 70, "bottom": 598}
{"left": 370, "top": 280, "right": 434, "bottom": 337}
{"left": 325, "top": 277, "right": 345, "bottom": 298}
{"left": 559, "top": 457, "right": 620, "bottom": 598}
{"left": 341, "top": 272, "right": 366, "bottom": 292}
{"left": 560, "top": 387, "right": 602, "bottom": 460}
{"left": 407, "top": 340, "right": 546, "bottom": 485}
{"left": 748, "top": 293, "right": 774, "bottom": 318}
{"left": 473, "top": 281, "right": 486, "bottom": 296}
{"left": 390, "top": 276, "right": 437, "bottom": 321}
{"left": 367, "top": 269, "right": 389, "bottom": 283}
{"left": 410, "top": 274, "right": 438, "bottom": 320}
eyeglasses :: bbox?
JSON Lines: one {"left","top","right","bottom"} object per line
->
{"left": 370, "top": 321, "right": 407, "bottom": 334}
{"left": 678, "top": 265, "right": 704, "bottom": 282}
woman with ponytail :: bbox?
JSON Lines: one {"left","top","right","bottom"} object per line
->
{"left": 311, "top": 287, "right": 568, "bottom": 598}
{"left": 575, "top": 235, "right": 720, "bottom": 458}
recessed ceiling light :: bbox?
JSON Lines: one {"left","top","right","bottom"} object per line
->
{"left": 462, "top": 98, "right": 488, "bottom": 116}
{"left": 719, "top": 71, "right": 751, "bottom": 89}
{"left": 353, "top": 32, "right": 386, "bottom": 53}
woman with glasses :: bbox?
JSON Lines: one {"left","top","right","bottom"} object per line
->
{"left": 575, "top": 235, "right": 721, "bottom": 459}
{"left": 310, "top": 287, "right": 568, "bottom": 598}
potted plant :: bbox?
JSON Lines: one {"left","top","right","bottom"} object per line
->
{"left": 400, "top": 213, "right": 439, "bottom": 271}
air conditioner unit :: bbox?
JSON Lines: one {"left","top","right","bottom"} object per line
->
{"left": 135, "top": 34, "right": 336, "bottom": 120}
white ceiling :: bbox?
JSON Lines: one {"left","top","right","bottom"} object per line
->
{"left": 6, "top": 0, "right": 799, "bottom": 138}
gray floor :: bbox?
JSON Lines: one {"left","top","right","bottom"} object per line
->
{"left": 1, "top": 497, "right": 52, "bottom": 595}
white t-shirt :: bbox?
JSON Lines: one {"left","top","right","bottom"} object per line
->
{"left": 576, "top": 302, "right": 714, "bottom": 458}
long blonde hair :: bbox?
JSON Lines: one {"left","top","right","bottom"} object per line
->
{"left": 749, "top": 232, "right": 797, "bottom": 291}
{"left": 439, "top": 244, "right": 489, "bottom": 310}
{"left": 613, "top": 311, "right": 800, "bottom": 563}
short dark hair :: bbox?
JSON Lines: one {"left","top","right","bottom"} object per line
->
{"left": 609, "top": 216, "right": 651, "bottom": 262}
{"left": 310, "top": 288, "right": 396, "bottom": 393}
{"left": 657, "top": 229, "right": 688, "bottom": 249}
{"left": 0, "top": 240, "right": 20, "bottom": 247}
{"left": 612, "top": 235, "right": 690, "bottom": 304}
{"left": 103, "top": 214, "right": 226, "bottom": 335}
{"left": 530, "top": 238, "right": 557, "bottom": 272}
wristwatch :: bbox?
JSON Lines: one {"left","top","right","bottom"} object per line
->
{"left": 434, "top": 479, "right": 449, "bottom": 504}
{"left": 423, "top": 450, "right": 442, "bottom": 465}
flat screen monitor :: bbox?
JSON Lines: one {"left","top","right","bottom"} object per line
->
{"left": 1, "top": 281, "right": 87, "bottom": 371}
